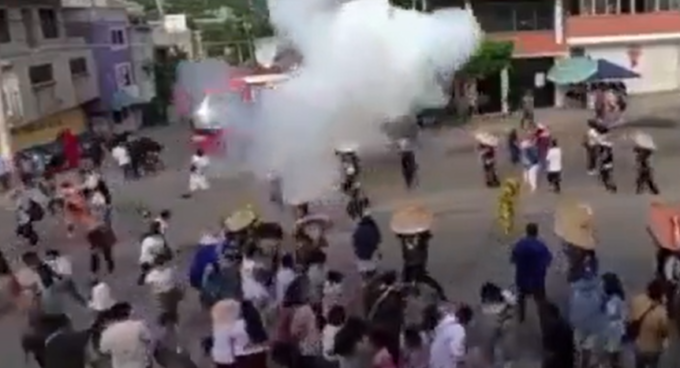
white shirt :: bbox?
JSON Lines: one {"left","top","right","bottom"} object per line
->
{"left": 322, "top": 325, "right": 341, "bottom": 361}
{"left": 112, "top": 146, "right": 131, "bottom": 166}
{"left": 99, "top": 320, "right": 153, "bottom": 368}
{"left": 231, "top": 319, "right": 267, "bottom": 356}
{"left": 144, "top": 267, "right": 176, "bottom": 294}
{"left": 45, "top": 256, "right": 73, "bottom": 277}
{"left": 429, "top": 315, "right": 466, "bottom": 368}
{"left": 586, "top": 128, "right": 600, "bottom": 147}
{"left": 545, "top": 147, "right": 562, "bottom": 173}
{"left": 275, "top": 268, "right": 296, "bottom": 305}
{"left": 139, "top": 235, "right": 165, "bottom": 264}
{"left": 91, "top": 191, "right": 107, "bottom": 207}
{"left": 84, "top": 173, "right": 100, "bottom": 190}
{"left": 211, "top": 325, "right": 235, "bottom": 364}
{"left": 191, "top": 154, "right": 209, "bottom": 174}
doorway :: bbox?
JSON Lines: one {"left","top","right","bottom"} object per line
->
{"left": 476, "top": 71, "right": 502, "bottom": 114}
{"left": 509, "top": 57, "right": 556, "bottom": 110}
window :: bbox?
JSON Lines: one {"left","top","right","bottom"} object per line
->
{"left": 38, "top": 8, "right": 59, "bottom": 39}
{"left": 115, "top": 63, "right": 133, "bottom": 88}
{"left": 29, "top": 64, "right": 54, "bottom": 86}
{"left": 582, "top": 0, "right": 623, "bottom": 14}
{"left": 0, "top": 9, "right": 10, "bottom": 43}
{"left": 110, "top": 28, "right": 127, "bottom": 48}
{"left": 658, "top": 0, "right": 680, "bottom": 10}
{"left": 475, "top": 2, "right": 553, "bottom": 32}
{"left": 69, "top": 57, "right": 88, "bottom": 76}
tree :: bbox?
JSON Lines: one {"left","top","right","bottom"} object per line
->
{"left": 152, "top": 47, "right": 188, "bottom": 122}
{"left": 459, "top": 39, "right": 514, "bottom": 78}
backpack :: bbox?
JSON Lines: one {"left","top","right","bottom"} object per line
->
{"left": 625, "top": 303, "right": 658, "bottom": 342}
{"left": 27, "top": 200, "right": 44, "bottom": 222}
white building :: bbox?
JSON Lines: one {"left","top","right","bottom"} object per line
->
{"left": 0, "top": 0, "right": 98, "bottom": 159}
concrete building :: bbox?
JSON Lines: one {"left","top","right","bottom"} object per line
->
{"left": 62, "top": 0, "right": 145, "bottom": 132}
{"left": 466, "top": 0, "right": 680, "bottom": 111}
{"left": 0, "top": 0, "right": 99, "bottom": 159}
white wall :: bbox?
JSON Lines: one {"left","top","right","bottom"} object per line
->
{"left": 0, "top": 6, "right": 99, "bottom": 124}
{"left": 586, "top": 42, "right": 680, "bottom": 94}
{"left": 129, "top": 25, "right": 156, "bottom": 102}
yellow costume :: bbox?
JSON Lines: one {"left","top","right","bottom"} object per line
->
{"left": 497, "top": 178, "right": 521, "bottom": 235}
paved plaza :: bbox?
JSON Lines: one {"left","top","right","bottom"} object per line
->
{"left": 1, "top": 94, "right": 680, "bottom": 367}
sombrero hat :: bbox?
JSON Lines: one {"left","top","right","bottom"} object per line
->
{"left": 647, "top": 198, "right": 680, "bottom": 251}
{"left": 224, "top": 208, "right": 257, "bottom": 232}
{"left": 631, "top": 131, "right": 656, "bottom": 151}
{"left": 473, "top": 131, "right": 499, "bottom": 147}
{"left": 335, "top": 142, "right": 358, "bottom": 153}
{"left": 554, "top": 199, "right": 595, "bottom": 249}
{"left": 390, "top": 204, "right": 433, "bottom": 235}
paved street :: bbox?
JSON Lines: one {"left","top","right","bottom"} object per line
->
{"left": 1, "top": 94, "right": 680, "bottom": 367}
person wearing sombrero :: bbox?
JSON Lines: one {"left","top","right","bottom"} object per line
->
{"left": 390, "top": 205, "right": 446, "bottom": 301}
{"left": 224, "top": 206, "right": 259, "bottom": 254}
{"left": 336, "top": 145, "right": 360, "bottom": 194}
{"left": 632, "top": 131, "right": 660, "bottom": 195}
{"left": 474, "top": 131, "right": 500, "bottom": 188}
{"left": 597, "top": 136, "right": 617, "bottom": 193}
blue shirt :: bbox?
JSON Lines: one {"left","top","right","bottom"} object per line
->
{"left": 511, "top": 237, "right": 552, "bottom": 291}
{"left": 521, "top": 146, "right": 539, "bottom": 167}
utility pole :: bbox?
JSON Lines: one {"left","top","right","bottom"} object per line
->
{"left": 0, "top": 65, "right": 12, "bottom": 165}
{"left": 154, "top": 0, "right": 165, "bottom": 17}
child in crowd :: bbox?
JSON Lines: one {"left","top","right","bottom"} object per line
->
{"left": 322, "top": 305, "right": 347, "bottom": 367}
{"left": 323, "top": 270, "right": 345, "bottom": 318}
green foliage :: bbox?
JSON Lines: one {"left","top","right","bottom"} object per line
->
{"left": 460, "top": 39, "right": 514, "bottom": 78}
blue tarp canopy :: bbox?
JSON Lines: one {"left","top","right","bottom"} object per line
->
{"left": 547, "top": 57, "right": 640, "bottom": 85}
{"left": 586, "top": 59, "right": 640, "bottom": 81}
{"left": 111, "top": 89, "right": 144, "bottom": 111}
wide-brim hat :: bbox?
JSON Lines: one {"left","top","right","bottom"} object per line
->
{"left": 647, "top": 198, "right": 680, "bottom": 251}
{"left": 554, "top": 199, "right": 595, "bottom": 249}
{"left": 296, "top": 214, "right": 332, "bottom": 231}
{"left": 224, "top": 208, "right": 257, "bottom": 232}
{"left": 335, "top": 142, "right": 358, "bottom": 153}
{"left": 390, "top": 204, "right": 433, "bottom": 235}
{"left": 632, "top": 131, "right": 656, "bottom": 151}
{"left": 473, "top": 131, "right": 498, "bottom": 147}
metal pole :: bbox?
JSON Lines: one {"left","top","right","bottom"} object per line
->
{"left": 0, "top": 66, "right": 13, "bottom": 164}
{"left": 154, "top": 0, "right": 165, "bottom": 17}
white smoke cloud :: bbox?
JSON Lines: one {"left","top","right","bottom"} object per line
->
{"left": 178, "top": 0, "right": 481, "bottom": 204}
{"left": 255, "top": 0, "right": 481, "bottom": 203}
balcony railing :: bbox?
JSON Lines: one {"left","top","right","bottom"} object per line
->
{"left": 474, "top": 2, "right": 555, "bottom": 32}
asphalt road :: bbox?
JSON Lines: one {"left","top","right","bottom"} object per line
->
{"left": 1, "top": 108, "right": 680, "bottom": 367}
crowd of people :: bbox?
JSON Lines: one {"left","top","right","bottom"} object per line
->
{"left": 472, "top": 118, "right": 659, "bottom": 197}
{"left": 0, "top": 115, "right": 677, "bottom": 368}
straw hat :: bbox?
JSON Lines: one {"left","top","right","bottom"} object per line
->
{"left": 336, "top": 142, "right": 358, "bottom": 153}
{"left": 554, "top": 199, "right": 595, "bottom": 249}
{"left": 474, "top": 131, "right": 499, "bottom": 147}
{"left": 632, "top": 131, "right": 656, "bottom": 151}
{"left": 224, "top": 208, "right": 257, "bottom": 232}
{"left": 390, "top": 204, "right": 433, "bottom": 235}
{"left": 88, "top": 282, "right": 116, "bottom": 312}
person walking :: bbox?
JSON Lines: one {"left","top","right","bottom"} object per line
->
{"left": 629, "top": 279, "right": 669, "bottom": 368}
{"left": 511, "top": 223, "right": 552, "bottom": 323}
{"left": 520, "top": 140, "right": 539, "bottom": 192}
{"left": 545, "top": 138, "right": 563, "bottom": 193}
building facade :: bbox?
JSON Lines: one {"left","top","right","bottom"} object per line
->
{"left": 468, "top": 0, "right": 680, "bottom": 111}
{"left": 62, "top": 0, "right": 144, "bottom": 131}
{"left": 0, "top": 0, "right": 99, "bottom": 158}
